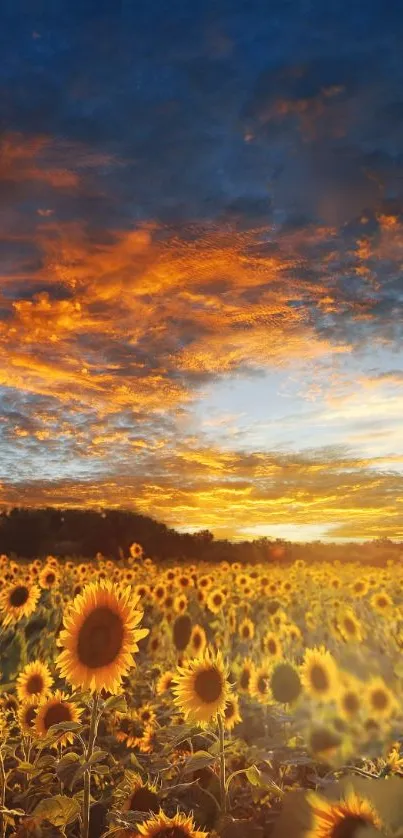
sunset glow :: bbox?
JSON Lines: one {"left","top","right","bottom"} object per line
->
{"left": 1, "top": 4, "right": 403, "bottom": 540}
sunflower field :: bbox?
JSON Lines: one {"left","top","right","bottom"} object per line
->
{"left": 1, "top": 548, "right": 403, "bottom": 838}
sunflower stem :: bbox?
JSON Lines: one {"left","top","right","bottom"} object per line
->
{"left": 82, "top": 692, "right": 100, "bottom": 838}
{"left": 0, "top": 747, "right": 6, "bottom": 838}
{"left": 217, "top": 713, "right": 227, "bottom": 814}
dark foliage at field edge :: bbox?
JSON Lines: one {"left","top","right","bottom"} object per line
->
{"left": 0, "top": 507, "right": 402, "bottom": 565}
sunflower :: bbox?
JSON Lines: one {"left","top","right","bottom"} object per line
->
{"left": 148, "top": 630, "right": 164, "bottom": 658}
{"left": 155, "top": 670, "right": 176, "bottom": 695}
{"left": 121, "top": 773, "right": 159, "bottom": 814}
{"left": 172, "top": 613, "right": 192, "bottom": 652}
{"left": 173, "top": 649, "right": 231, "bottom": 726}
{"left": 308, "top": 726, "right": 342, "bottom": 761}
{"left": 35, "top": 690, "right": 82, "bottom": 748}
{"left": 270, "top": 662, "right": 302, "bottom": 705}
{"left": 18, "top": 697, "right": 40, "bottom": 737}
{"left": 134, "top": 809, "right": 207, "bottom": 838}
{"left": 262, "top": 631, "right": 282, "bottom": 659}
{"left": 114, "top": 712, "right": 143, "bottom": 746}
{"left": 370, "top": 591, "right": 393, "bottom": 614}
{"left": 223, "top": 695, "right": 242, "bottom": 731}
{"left": 286, "top": 623, "right": 302, "bottom": 644}
{"left": 337, "top": 610, "right": 364, "bottom": 644}
{"left": 197, "top": 574, "right": 213, "bottom": 592}
{"left": 206, "top": 588, "right": 226, "bottom": 615}
{"left": 300, "top": 647, "right": 339, "bottom": 703}
{"left": 136, "top": 703, "right": 157, "bottom": 727}
{"left": 238, "top": 617, "right": 255, "bottom": 642}
{"left": 304, "top": 786, "right": 383, "bottom": 838}
{"left": 0, "top": 582, "right": 41, "bottom": 626}
{"left": 135, "top": 584, "right": 150, "bottom": 601}
{"left": 162, "top": 593, "right": 174, "bottom": 614}
{"left": 136, "top": 723, "right": 159, "bottom": 754}
{"left": 0, "top": 693, "right": 18, "bottom": 718}
{"left": 129, "top": 543, "right": 144, "bottom": 561}
{"left": 178, "top": 573, "right": 193, "bottom": 590}
{"left": 38, "top": 565, "right": 60, "bottom": 590}
{"left": 56, "top": 580, "right": 149, "bottom": 693}
{"left": 350, "top": 579, "right": 369, "bottom": 598}
{"left": 189, "top": 624, "right": 207, "bottom": 657}
{"left": 152, "top": 584, "right": 167, "bottom": 608}
{"left": 237, "top": 658, "right": 255, "bottom": 695}
{"left": 174, "top": 594, "right": 188, "bottom": 615}
{"left": 337, "top": 678, "right": 363, "bottom": 721}
{"left": 16, "top": 660, "right": 53, "bottom": 702}
{"left": 365, "top": 677, "right": 397, "bottom": 720}
{"left": 250, "top": 661, "right": 272, "bottom": 704}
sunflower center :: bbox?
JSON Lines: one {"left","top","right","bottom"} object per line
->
{"left": 213, "top": 595, "right": 222, "bottom": 606}
{"left": 240, "top": 670, "right": 250, "bottom": 690}
{"left": 27, "top": 675, "right": 44, "bottom": 695}
{"left": 331, "top": 815, "right": 370, "bottom": 838}
{"left": 257, "top": 675, "right": 268, "bottom": 694}
{"left": 271, "top": 664, "right": 301, "bottom": 703}
{"left": 371, "top": 689, "right": 388, "bottom": 710}
{"left": 77, "top": 606, "right": 124, "bottom": 669}
{"left": 10, "top": 586, "right": 29, "bottom": 607}
{"left": 152, "top": 829, "right": 189, "bottom": 838}
{"left": 25, "top": 706, "right": 37, "bottom": 728}
{"left": 310, "top": 664, "right": 329, "bottom": 692}
{"left": 344, "top": 619, "right": 356, "bottom": 635}
{"left": 129, "top": 786, "right": 159, "bottom": 813}
{"left": 267, "top": 638, "right": 277, "bottom": 655}
{"left": 194, "top": 667, "right": 223, "bottom": 703}
{"left": 193, "top": 632, "right": 202, "bottom": 650}
{"left": 46, "top": 573, "right": 56, "bottom": 585}
{"left": 310, "top": 727, "right": 341, "bottom": 754}
{"left": 173, "top": 615, "right": 192, "bottom": 651}
{"left": 43, "top": 702, "right": 72, "bottom": 730}
{"left": 343, "top": 692, "right": 360, "bottom": 713}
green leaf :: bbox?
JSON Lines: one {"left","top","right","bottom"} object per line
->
{"left": 48, "top": 721, "right": 83, "bottom": 734}
{"left": 34, "top": 795, "right": 81, "bottom": 827}
{"left": 88, "top": 749, "right": 109, "bottom": 766}
{"left": 92, "top": 764, "right": 110, "bottom": 775}
{"left": 17, "top": 761, "right": 37, "bottom": 774}
{"left": 0, "top": 807, "right": 26, "bottom": 818}
{"left": 182, "top": 750, "right": 215, "bottom": 776}
{"left": 69, "top": 690, "right": 92, "bottom": 705}
{"left": 36, "top": 754, "right": 57, "bottom": 770}
{"left": 104, "top": 695, "right": 127, "bottom": 714}
{"left": 129, "top": 753, "right": 143, "bottom": 770}
{"left": 245, "top": 765, "right": 263, "bottom": 786}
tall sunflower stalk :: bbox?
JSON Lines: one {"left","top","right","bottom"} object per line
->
{"left": 55, "top": 580, "right": 149, "bottom": 838}
{"left": 0, "top": 744, "right": 6, "bottom": 838}
{"left": 82, "top": 694, "right": 100, "bottom": 838}
{"left": 172, "top": 648, "right": 232, "bottom": 814}
{"left": 217, "top": 713, "right": 227, "bottom": 813}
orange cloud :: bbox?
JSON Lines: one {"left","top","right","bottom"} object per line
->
{"left": 1, "top": 445, "right": 402, "bottom": 540}
{"left": 0, "top": 220, "right": 354, "bottom": 418}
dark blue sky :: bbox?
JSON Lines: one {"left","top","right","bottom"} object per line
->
{"left": 1, "top": 0, "right": 403, "bottom": 540}
{"left": 2, "top": 0, "right": 403, "bottom": 227}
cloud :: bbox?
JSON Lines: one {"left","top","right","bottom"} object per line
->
{"left": 1, "top": 1, "right": 403, "bottom": 539}
{"left": 1, "top": 444, "right": 402, "bottom": 540}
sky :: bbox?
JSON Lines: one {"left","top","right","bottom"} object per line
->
{"left": 1, "top": 0, "right": 403, "bottom": 541}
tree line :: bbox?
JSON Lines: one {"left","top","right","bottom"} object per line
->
{"left": 0, "top": 507, "right": 401, "bottom": 565}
